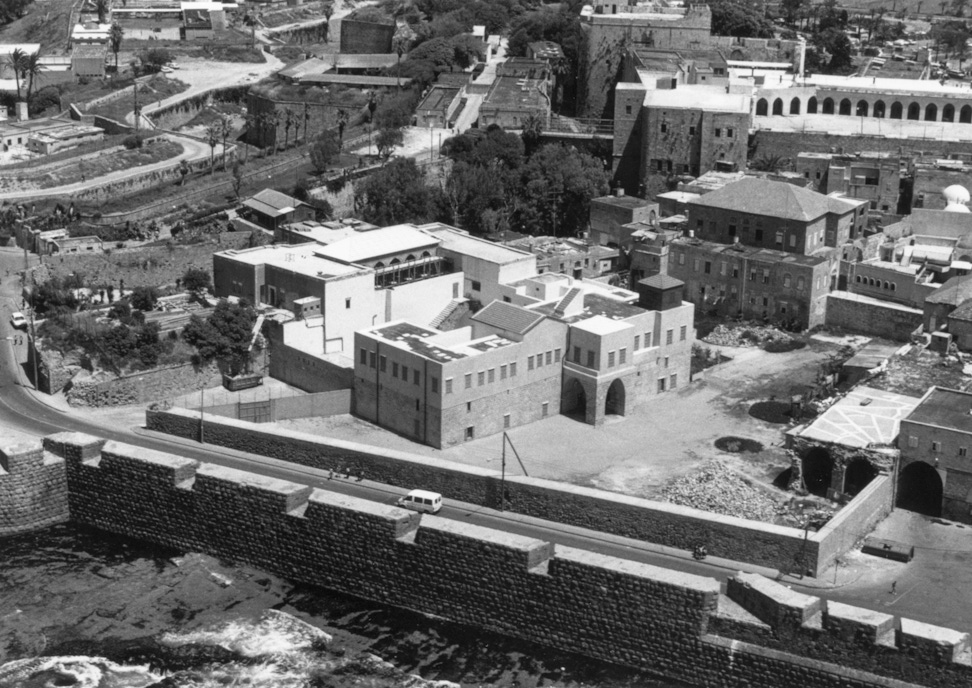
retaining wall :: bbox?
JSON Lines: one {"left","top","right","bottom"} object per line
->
{"left": 146, "top": 407, "right": 893, "bottom": 577}
{"left": 204, "top": 389, "right": 351, "bottom": 421}
{"left": 67, "top": 361, "right": 223, "bottom": 407}
{"left": 825, "top": 291, "right": 924, "bottom": 341}
{"left": 0, "top": 441, "right": 68, "bottom": 536}
{"left": 23, "top": 432, "right": 972, "bottom": 688}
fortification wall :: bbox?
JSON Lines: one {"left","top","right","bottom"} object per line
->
{"left": 33, "top": 432, "right": 972, "bottom": 688}
{"left": 0, "top": 442, "right": 68, "bottom": 536}
{"left": 750, "top": 130, "right": 972, "bottom": 168}
{"left": 146, "top": 407, "right": 888, "bottom": 577}
{"left": 825, "top": 291, "right": 924, "bottom": 341}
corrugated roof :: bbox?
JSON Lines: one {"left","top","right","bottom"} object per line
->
{"left": 688, "top": 177, "right": 856, "bottom": 222}
{"left": 472, "top": 301, "right": 544, "bottom": 335}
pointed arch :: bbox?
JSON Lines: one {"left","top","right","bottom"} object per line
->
{"left": 822, "top": 97, "right": 835, "bottom": 114}
{"left": 873, "top": 100, "right": 886, "bottom": 118}
{"left": 807, "top": 96, "right": 818, "bottom": 114}
{"left": 839, "top": 98, "right": 852, "bottom": 116}
{"left": 925, "top": 103, "right": 938, "bottom": 121}
{"left": 756, "top": 98, "right": 768, "bottom": 116}
{"left": 790, "top": 97, "right": 801, "bottom": 115}
{"left": 907, "top": 102, "right": 921, "bottom": 120}
{"left": 856, "top": 99, "right": 869, "bottom": 117}
{"left": 772, "top": 98, "right": 784, "bottom": 115}
{"left": 890, "top": 101, "right": 903, "bottom": 119}
{"left": 943, "top": 104, "right": 955, "bottom": 122}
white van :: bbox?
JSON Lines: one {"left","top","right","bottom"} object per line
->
{"left": 397, "top": 489, "right": 442, "bottom": 514}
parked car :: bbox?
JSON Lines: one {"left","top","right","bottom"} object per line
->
{"left": 397, "top": 489, "right": 442, "bottom": 514}
{"left": 10, "top": 312, "right": 27, "bottom": 330}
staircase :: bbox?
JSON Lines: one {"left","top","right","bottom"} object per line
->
{"left": 553, "top": 287, "right": 582, "bottom": 318}
{"left": 429, "top": 300, "right": 461, "bottom": 330}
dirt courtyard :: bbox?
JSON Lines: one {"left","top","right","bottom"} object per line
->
{"left": 274, "top": 334, "right": 859, "bottom": 500}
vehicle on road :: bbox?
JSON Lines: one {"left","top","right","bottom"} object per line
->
{"left": 397, "top": 489, "right": 442, "bottom": 514}
{"left": 10, "top": 312, "right": 27, "bottom": 330}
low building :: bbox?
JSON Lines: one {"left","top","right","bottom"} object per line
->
{"left": 479, "top": 59, "right": 549, "bottom": 129}
{"left": 898, "top": 386, "right": 972, "bottom": 522}
{"left": 71, "top": 44, "right": 107, "bottom": 78}
{"left": 589, "top": 192, "right": 658, "bottom": 247}
{"left": 923, "top": 274, "right": 972, "bottom": 334}
{"left": 240, "top": 189, "right": 316, "bottom": 231}
{"left": 414, "top": 85, "right": 462, "bottom": 128}
{"left": 506, "top": 234, "right": 619, "bottom": 279}
{"left": 26, "top": 124, "right": 103, "bottom": 155}
{"left": 182, "top": 8, "right": 214, "bottom": 40}
{"left": 795, "top": 151, "right": 905, "bottom": 216}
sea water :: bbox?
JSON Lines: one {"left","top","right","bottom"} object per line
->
{"left": 0, "top": 524, "right": 689, "bottom": 688}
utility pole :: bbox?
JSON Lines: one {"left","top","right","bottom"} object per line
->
{"left": 199, "top": 386, "right": 204, "bottom": 443}
{"left": 28, "top": 269, "right": 38, "bottom": 390}
{"left": 133, "top": 79, "right": 140, "bottom": 138}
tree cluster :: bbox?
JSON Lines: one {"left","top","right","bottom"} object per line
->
{"left": 507, "top": 5, "right": 584, "bottom": 113}
{"left": 707, "top": 0, "right": 775, "bottom": 38}
{"left": 182, "top": 299, "right": 261, "bottom": 376}
{"left": 38, "top": 309, "right": 168, "bottom": 373}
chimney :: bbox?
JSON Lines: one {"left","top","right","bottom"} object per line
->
{"left": 15, "top": 102, "right": 28, "bottom": 122}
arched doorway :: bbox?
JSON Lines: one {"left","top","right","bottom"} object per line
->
{"left": 874, "top": 100, "right": 886, "bottom": 118}
{"left": 907, "top": 102, "right": 921, "bottom": 120}
{"left": 944, "top": 104, "right": 955, "bottom": 122}
{"left": 822, "top": 98, "right": 835, "bottom": 114}
{"left": 962, "top": 105, "right": 972, "bottom": 123}
{"left": 561, "top": 378, "right": 587, "bottom": 418}
{"left": 802, "top": 447, "right": 833, "bottom": 497}
{"left": 807, "top": 96, "right": 818, "bottom": 114}
{"left": 839, "top": 98, "right": 852, "bottom": 115}
{"left": 890, "top": 101, "right": 903, "bottom": 119}
{"left": 856, "top": 99, "right": 869, "bottom": 116}
{"left": 790, "top": 97, "right": 801, "bottom": 115}
{"left": 605, "top": 379, "right": 626, "bottom": 416}
{"left": 898, "top": 461, "right": 943, "bottom": 516}
{"left": 772, "top": 98, "right": 784, "bottom": 115}
{"left": 925, "top": 103, "right": 938, "bottom": 121}
{"left": 756, "top": 98, "right": 768, "bottom": 116}
{"left": 843, "top": 458, "right": 878, "bottom": 496}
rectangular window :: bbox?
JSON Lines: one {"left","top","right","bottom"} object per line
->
{"left": 666, "top": 329, "right": 673, "bottom": 345}
{"left": 545, "top": 351, "right": 552, "bottom": 365}
{"left": 704, "top": 261, "right": 711, "bottom": 275}
{"left": 775, "top": 231, "right": 783, "bottom": 245}
{"left": 445, "top": 378, "right": 453, "bottom": 394}
{"left": 645, "top": 331, "right": 651, "bottom": 347}
{"left": 664, "top": 356, "right": 669, "bottom": 368}
{"left": 608, "top": 351, "right": 616, "bottom": 367}
{"left": 510, "top": 362, "right": 517, "bottom": 377}
{"left": 715, "top": 128, "right": 721, "bottom": 137}
{"left": 488, "top": 368, "right": 495, "bottom": 383}
{"left": 345, "top": 298, "right": 351, "bottom": 309}
{"left": 501, "top": 364, "right": 508, "bottom": 380}
{"left": 727, "top": 128, "right": 734, "bottom": 138}
{"left": 680, "top": 325, "right": 687, "bottom": 341}
{"left": 932, "top": 441, "right": 941, "bottom": 451}
{"left": 478, "top": 371, "right": 485, "bottom": 386}
{"left": 587, "top": 350, "right": 595, "bottom": 368}
{"left": 909, "top": 435, "right": 918, "bottom": 448}
{"left": 573, "top": 345, "right": 581, "bottom": 362}
{"left": 749, "top": 269, "right": 757, "bottom": 282}
{"left": 619, "top": 347, "right": 627, "bottom": 365}
{"left": 755, "top": 229, "right": 763, "bottom": 242}
{"left": 465, "top": 426, "right": 474, "bottom": 440}
{"left": 471, "top": 280, "right": 482, "bottom": 291}
{"left": 689, "top": 125, "right": 696, "bottom": 135}
{"left": 380, "top": 355, "right": 387, "bottom": 372}
{"left": 720, "top": 261, "right": 727, "bottom": 276}
{"left": 392, "top": 362, "right": 399, "bottom": 378}
{"left": 693, "top": 258, "right": 700, "bottom": 272}
{"left": 670, "top": 373, "right": 678, "bottom": 389}
{"left": 431, "top": 377, "right": 439, "bottom": 393}
{"left": 763, "top": 269, "right": 770, "bottom": 284}
{"left": 369, "top": 351, "right": 376, "bottom": 368}
{"left": 554, "top": 348, "right": 561, "bottom": 362}
{"left": 504, "top": 413, "right": 511, "bottom": 428}
{"left": 402, "top": 365, "right": 409, "bottom": 381}
{"left": 414, "top": 370, "right": 420, "bottom": 385}
{"left": 797, "top": 276, "right": 805, "bottom": 290}
{"left": 658, "top": 378, "right": 667, "bottom": 392}
{"left": 360, "top": 348, "right": 367, "bottom": 365}
{"left": 542, "top": 402, "right": 549, "bottom": 417}
{"left": 961, "top": 447, "right": 968, "bottom": 457}
{"left": 661, "top": 122, "right": 668, "bottom": 132}
{"left": 678, "top": 253, "right": 685, "bottom": 265}
{"left": 465, "top": 373, "right": 472, "bottom": 389}
{"left": 789, "top": 234, "right": 797, "bottom": 247}
{"left": 528, "top": 355, "right": 535, "bottom": 370}
{"left": 634, "top": 335, "right": 641, "bottom": 350}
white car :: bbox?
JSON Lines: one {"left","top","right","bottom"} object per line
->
{"left": 10, "top": 312, "right": 27, "bottom": 330}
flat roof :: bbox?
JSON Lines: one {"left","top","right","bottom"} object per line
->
{"left": 300, "top": 74, "right": 410, "bottom": 87}
{"left": 798, "top": 386, "right": 922, "bottom": 448}
{"left": 483, "top": 75, "right": 546, "bottom": 111}
{"left": 906, "top": 386, "right": 972, "bottom": 433}
{"left": 316, "top": 225, "right": 439, "bottom": 264}
{"left": 571, "top": 314, "right": 631, "bottom": 335}
{"left": 365, "top": 320, "right": 515, "bottom": 362}
{"left": 217, "top": 245, "right": 362, "bottom": 278}
{"left": 643, "top": 86, "right": 750, "bottom": 113}
{"left": 420, "top": 223, "right": 535, "bottom": 265}
{"left": 592, "top": 194, "right": 653, "bottom": 209}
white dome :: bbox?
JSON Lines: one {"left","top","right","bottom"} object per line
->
{"left": 945, "top": 202, "right": 971, "bottom": 213}
{"left": 943, "top": 184, "right": 971, "bottom": 205}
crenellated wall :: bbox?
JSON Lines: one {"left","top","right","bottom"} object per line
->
{"left": 0, "top": 441, "right": 69, "bottom": 536}
{"left": 22, "top": 432, "right": 972, "bottom": 688}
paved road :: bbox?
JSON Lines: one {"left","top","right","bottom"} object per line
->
{"left": 0, "top": 251, "right": 969, "bottom": 634}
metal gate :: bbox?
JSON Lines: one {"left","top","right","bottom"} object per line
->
{"left": 238, "top": 399, "right": 272, "bottom": 423}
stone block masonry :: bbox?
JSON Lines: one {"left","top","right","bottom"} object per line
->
{"left": 22, "top": 431, "right": 972, "bottom": 688}
{"left": 0, "top": 441, "right": 69, "bottom": 536}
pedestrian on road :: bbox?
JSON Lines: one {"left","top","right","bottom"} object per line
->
{"left": 890, "top": 581, "right": 897, "bottom": 594}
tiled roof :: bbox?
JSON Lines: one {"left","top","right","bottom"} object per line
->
{"left": 687, "top": 177, "right": 855, "bottom": 222}
{"left": 948, "top": 300, "right": 972, "bottom": 322}
{"left": 472, "top": 301, "right": 544, "bottom": 335}
{"left": 925, "top": 275, "right": 972, "bottom": 305}
{"left": 639, "top": 274, "right": 684, "bottom": 290}
{"left": 248, "top": 188, "right": 301, "bottom": 212}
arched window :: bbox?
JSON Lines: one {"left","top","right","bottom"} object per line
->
{"left": 855, "top": 275, "right": 862, "bottom": 283}
{"left": 925, "top": 103, "right": 938, "bottom": 121}
{"left": 375, "top": 261, "right": 385, "bottom": 269}
{"left": 907, "top": 102, "right": 921, "bottom": 120}
{"left": 890, "top": 102, "right": 903, "bottom": 119}
{"left": 883, "top": 281, "right": 890, "bottom": 289}
{"left": 790, "top": 97, "right": 801, "bottom": 115}
{"left": 421, "top": 251, "right": 431, "bottom": 258}
{"left": 856, "top": 99, "right": 869, "bottom": 117}
{"left": 869, "top": 278, "right": 875, "bottom": 286}
{"left": 807, "top": 96, "right": 818, "bottom": 114}
{"left": 772, "top": 98, "right": 784, "bottom": 115}
{"left": 839, "top": 98, "right": 852, "bottom": 115}
{"left": 944, "top": 104, "right": 955, "bottom": 122}
{"left": 390, "top": 258, "right": 401, "bottom": 265}
{"left": 756, "top": 98, "right": 768, "bottom": 116}
{"left": 891, "top": 283, "right": 896, "bottom": 291}
{"left": 406, "top": 254, "right": 416, "bottom": 261}
{"left": 962, "top": 105, "right": 972, "bottom": 123}
{"left": 874, "top": 100, "right": 886, "bottom": 118}
{"left": 822, "top": 98, "right": 835, "bottom": 114}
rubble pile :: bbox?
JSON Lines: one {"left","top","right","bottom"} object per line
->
{"left": 703, "top": 324, "right": 797, "bottom": 349}
{"left": 662, "top": 460, "right": 780, "bottom": 522}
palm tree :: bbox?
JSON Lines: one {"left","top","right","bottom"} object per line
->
{"left": 521, "top": 112, "right": 545, "bottom": 155}
{"left": 22, "top": 52, "right": 45, "bottom": 108}
{"left": 109, "top": 23, "right": 124, "bottom": 74}
{"left": 322, "top": 3, "right": 334, "bottom": 43}
{"left": 94, "top": 0, "right": 109, "bottom": 24}
{"left": 268, "top": 111, "right": 281, "bottom": 155}
{"left": 283, "top": 108, "right": 295, "bottom": 149}
{"left": 302, "top": 103, "right": 310, "bottom": 145}
{"left": 9, "top": 48, "right": 25, "bottom": 102}
{"left": 206, "top": 120, "right": 222, "bottom": 175}
{"left": 242, "top": 112, "right": 256, "bottom": 163}
{"left": 337, "top": 108, "right": 349, "bottom": 146}
{"left": 219, "top": 114, "right": 232, "bottom": 171}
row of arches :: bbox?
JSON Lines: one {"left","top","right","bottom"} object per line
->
{"left": 855, "top": 275, "right": 897, "bottom": 291}
{"left": 756, "top": 96, "right": 972, "bottom": 123}
{"left": 562, "top": 377, "right": 626, "bottom": 421}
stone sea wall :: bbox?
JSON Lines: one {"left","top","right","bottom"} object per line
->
{"left": 25, "top": 432, "right": 972, "bottom": 688}
{"left": 0, "top": 442, "right": 68, "bottom": 536}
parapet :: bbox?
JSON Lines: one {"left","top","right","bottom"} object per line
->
{"left": 728, "top": 571, "right": 822, "bottom": 631}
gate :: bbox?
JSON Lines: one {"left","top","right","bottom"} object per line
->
{"left": 238, "top": 399, "right": 272, "bottom": 423}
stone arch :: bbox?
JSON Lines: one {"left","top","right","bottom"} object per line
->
{"left": 944, "top": 103, "right": 956, "bottom": 122}
{"left": 561, "top": 377, "right": 587, "bottom": 418}
{"left": 807, "top": 96, "right": 818, "bottom": 114}
{"left": 730, "top": 48, "right": 744, "bottom": 60}
{"left": 856, "top": 99, "right": 869, "bottom": 117}
{"left": 843, "top": 458, "right": 877, "bottom": 496}
{"left": 772, "top": 98, "right": 784, "bottom": 116}
{"left": 907, "top": 102, "right": 921, "bottom": 120}
{"left": 883, "top": 281, "right": 890, "bottom": 289}
{"left": 802, "top": 447, "right": 833, "bottom": 497}
{"left": 897, "top": 461, "right": 943, "bottom": 517}
{"left": 926, "top": 103, "right": 938, "bottom": 121}
{"left": 374, "top": 261, "right": 385, "bottom": 269}
{"left": 390, "top": 257, "right": 401, "bottom": 265}
{"left": 605, "top": 378, "right": 626, "bottom": 416}
{"left": 962, "top": 105, "right": 972, "bottom": 123}
{"left": 874, "top": 100, "right": 886, "bottom": 118}
{"left": 855, "top": 275, "right": 862, "bottom": 283}
{"left": 790, "top": 97, "right": 801, "bottom": 115}
{"left": 822, "top": 97, "right": 835, "bottom": 114}
{"left": 890, "top": 101, "right": 903, "bottom": 119}
{"left": 406, "top": 254, "right": 416, "bottom": 261}
{"left": 421, "top": 250, "right": 431, "bottom": 258}
{"left": 839, "top": 98, "right": 852, "bottom": 116}
{"left": 756, "top": 98, "right": 768, "bottom": 116}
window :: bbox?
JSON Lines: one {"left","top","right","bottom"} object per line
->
{"left": 501, "top": 364, "right": 508, "bottom": 380}
{"left": 645, "top": 331, "right": 651, "bottom": 346}
{"left": 789, "top": 234, "right": 796, "bottom": 248}
{"left": 658, "top": 378, "right": 667, "bottom": 392}
{"left": 415, "top": 399, "right": 420, "bottom": 411}
{"left": 542, "top": 402, "right": 549, "bottom": 417}
{"left": 528, "top": 355, "right": 535, "bottom": 370}
{"left": 465, "top": 373, "right": 472, "bottom": 389}
{"left": 704, "top": 261, "right": 711, "bottom": 275}
{"left": 608, "top": 351, "right": 616, "bottom": 367}
{"left": 689, "top": 125, "right": 696, "bottom": 135}
{"left": 471, "top": 280, "right": 482, "bottom": 291}
{"left": 380, "top": 355, "right": 387, "bottom": 372}
{"left": 619, "top": 347, "right": 627, "bottom": 364}
{"left": 488, "top": 368, "right": 495, "bottom": 383}
{"left": 664, "top": 356, "right": 669, "bottom": 368}
{"left": 414, "top": 370, "right": 420, "bottom": 385}
{"left": 732, "top": 266, "right": 739, "bottom": 278}
{"left": 960, "top": 447, "right": 968, "bottom": 457}
{"left": 720, "top": 262, "right": 727, "bottom": 276}
{"left": 727, "top": 128, "right": 734, "bottom": 138}
{"left": 932, "top": 440, "right": 941, "bottom": 451}
{"left": 678, "top": 253, "right": 685, "bottom": 265}
{"left": 775, "top": 231, "right": 783, "bottom": 245}
{"left": 503, "top": 296, "right": 511, "bottom": 303}
{"left": 431, "top": 377, "right": 439, "bottom": 393}
{"left": 407, "top": 364, "right": 415, "bottom": 381}
{"left": 445, "top": 378, "right": 453, "bottom": 394}
{"left": 573, "top": 346, "right": 581, "bottom": 362}
{"left": 908, "top": 436, "right": 918, "bottom": 448}
{"left": 465, "top": 426, "right": 474, "bottom": 440}
{"left": 661, "top": 122, "right": 668, "bottom": 132}
{"left": 587, "top": 350, "right": 595, "bottom": 368}
{"left": 680, "top": 325, "right": 687, "bottom": 341}
{"left": 666, "top": 329, "right": 673, "bottom": 345}
{"left": 670, "top": 373, "right": 678, "bottom": 389}
{"left": 755, "top": 229, "right": 763, "bottom": 242}
{"left": 554, "top": 348, "right": 561, "bottom": 362}
{"left": 783, "top": 274, "right": 791, "bottom": 288}
{"left": 369, "top": 351, "right": 376, "bottom": 368}
{"left": 393, "top": 362, "right": 399, "bottom": 378}
{"left": 504, "top": 414, "right": 511, "bottom": 428}
{"left": 749, "top": 269, "right": 757, "bottom": 282}
{"left": 360, "top": 348, "right": 367, "bottom": 365}
{"left": 478, "top": 371, "right": 485, "bottom": 386}
{"left": 634, "top": 335, "right": 641, "bottom": 350}
{"left": 715, "top": 128, "right": 722, "bottom": 137}
{"left": 467, "top": 401, "right": 472, "bottom": 412}
{"left": 762, "top": 269, "right": 770, "bottom": 284}
{"left": 797, "top": 276, "right": 805, "bottom": 290}
{"left": 510, "top": 362, "right": 517, "bottom": 376}
{"left": 693, "top": 258, "right": 700, "bottom": 272}
{"left": 545, "top": 351, "right": 552, "bottom": 365}
{"left": 345, "top": 298, "right": 351, "bottom": 309}
{"left": 625, "top": 104, "right": 632, "bottom": 115}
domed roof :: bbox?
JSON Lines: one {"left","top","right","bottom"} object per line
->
{"left": 945, "top": 202, "right": 971, "bottom": 213}
{"left": 943, "top": 184, "right": 971, "bottom": 205}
